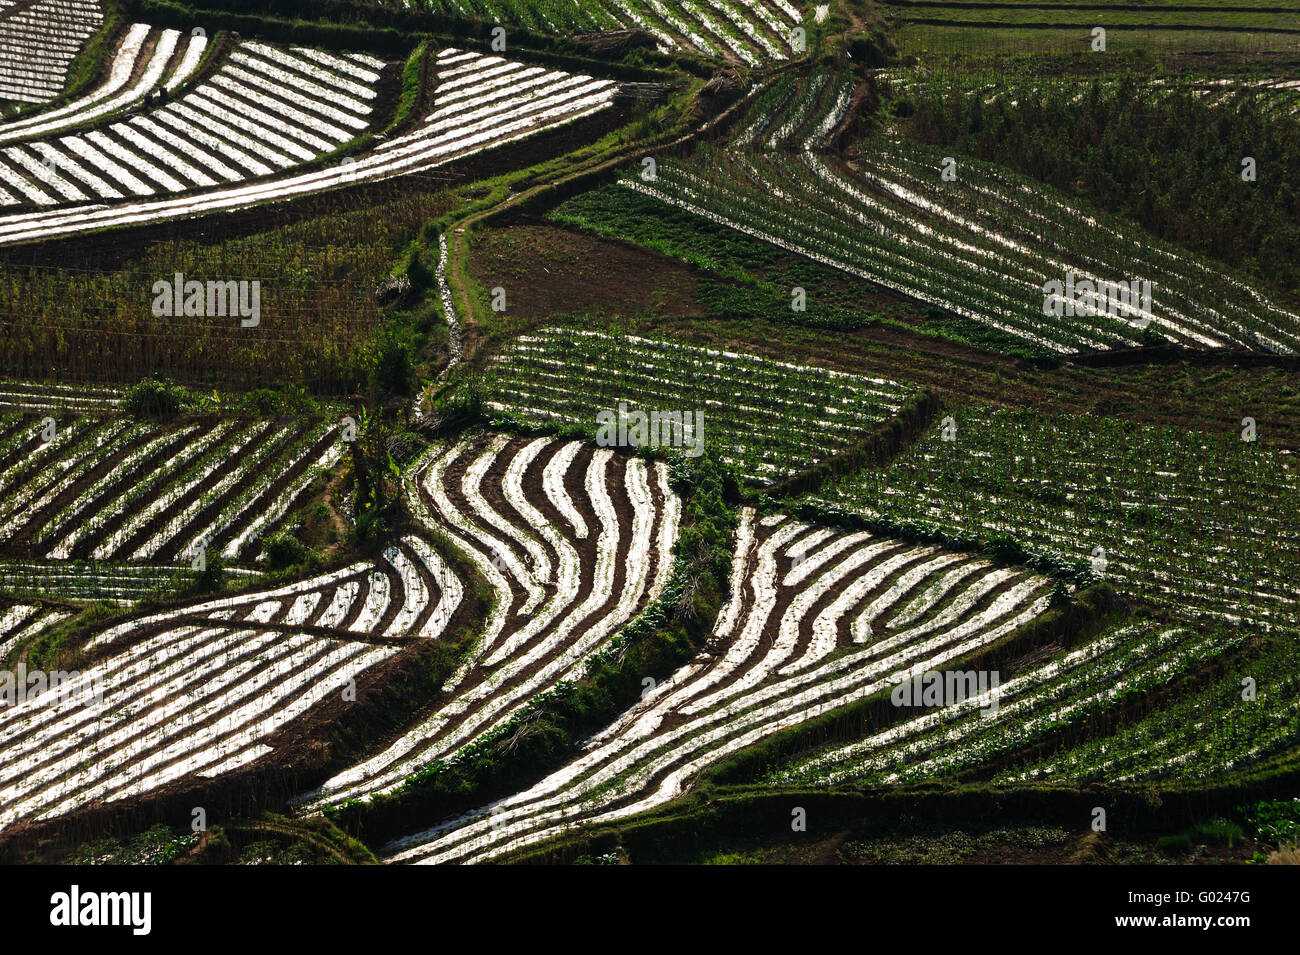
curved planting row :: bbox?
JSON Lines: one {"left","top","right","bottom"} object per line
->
{"left": 623, "top": 69, "right": 1300, "bottom": 354}
{"left": 0, "top": 39, "right": 383, "bottom": 208}
{"left": 0, "top": 47, "right": 617, "bottom": 245}
{"left": 769, "top": 619, "right": 1244, "bottom": 787}
{"left": 486, "top": 326, "right": 914, "bottom": 484}
{"left": 383, "top": 507, "right": 1055, "bottom": 864}
{"left": 300, "top": 430, "right": 681, "bottom": 810}
{"left": 0, "top": 534, "right": 463, "bottom": 832}
{"left": 0, "top": 0, "right": 102, "bottom": 105}
{"left": 0, "top": 410, "right": 345, "bottom": 564}
{"left": 817, "top": 406, "right": 1300, "bottom": 633}
{"left": 86, "top": 534, "right": 464, "bottom": 649}
{"left": 0, "top": 600, "right": 70, "bottom": 662}
{"left": 0, "top": 23, "right": 206, "bottom": 145}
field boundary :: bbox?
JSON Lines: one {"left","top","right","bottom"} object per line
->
{"left": 1067, "top": 345, "right": 1300, "bottom": 369}
{"left": 758, "top": 388, "right": 940, "bottom": 500}
{"left": 502, "top": 768, "right": 1300, "bottom": 863}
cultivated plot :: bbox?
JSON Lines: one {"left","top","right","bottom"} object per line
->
{"left": 625, "top": 69, "right": 1300, "bottom": 354}
{"left": 0, "top": 40, "right": 384, "bottom": 208}
{"left": 356, "top": 0, "right": 805, "bottom": 64}
{"left": 0, "top": 47, "right": 620, "bottom": 244}
{"left": 0, "top": 409, "right": 346, "bottom": 564}
{"left": 770, "top": 619, "right": 1246, "bottom": 787}
{"left": 302, "top": 431, "right": 681, "bottom": 809}
{"left": 383, "top": 507, "right": 1054, "bottom": 863}
{"left": 486, "top": 326, "right": 914, "bottom": 483}
{"left": 0, "top": 535, "right": 463, "bottom": 832}
{"left": 816, "top": 406, "right": 1300, "bottom": 633}
{"left": 1001, "top": 635, "right": 1300, "bottom": 784}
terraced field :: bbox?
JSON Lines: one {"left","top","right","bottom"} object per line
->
{"left": 815, "top": 407, "right": 1300, "bottom": 633}
{"left": 0, "top": 0, "right": 1295, "bottom": 879}
{"left": 769, "top": 619, "right": 1246, "bottom": 786}
{"left": 0, "top": 46, "right": 620, "bottom": 245}
{"left": 0, "top": 536, "right": 463, "bottom": 832}
{"left": 0, "top": 409, "right": 346, "bottom": 564}
{"left": 485, "top": 326, "right": 915, "bottom": 483}
{"left": 0, "top": 0, "right": 103, "bottom": 104}
{"left": 303, "top": 430, "right": 681, "bottom": 809}
{"left": 1000, "top": 635, "right": 1300, "bottom": 784}
{"left": 0, "top": 623, "right": 390, "bottom": 828}
{"left": 0, "top": 40, "right": 384, "bottom": 208}
{"left": 624, "top": 68, "right": 1300, "bottom": 355}
{"left": 383, "top": 507, "right": 1055, "bottom": 863}
{"left": 363, "top": 0, "right": 805, "bottom": 64}
{"left": 0, "top": 23, "right": 207, "bottom": 144}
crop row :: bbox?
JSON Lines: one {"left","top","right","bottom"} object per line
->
{"left": 383, "top": 507, "right": 1054, "bottom": 863}
{"left": 815, "top": 406, "right": 1300, "bottom": 633}
{"left": 0, "top": 411, "right": 345, "bottom": 564}
{"left": 485, "top": 326, "right": 913, "bottom": 483}
{"left": 300, "top": 430, "right": 682, "bottom": 811}
{"left": 0, "top": 535, "right": 463, "bottom": 831}
{"left": 0, "top": 47, "right": 618, "bottom": 245}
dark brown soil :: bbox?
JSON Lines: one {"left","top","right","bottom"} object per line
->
{"left": 470, "top": 222, "right": 704, "bottom": 321}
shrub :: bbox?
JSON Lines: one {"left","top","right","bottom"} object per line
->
{"left": 192, "top": 554, "right": 226, "bottom": 594}
{"left": 405, "top": 246, "right": 434, "bottom": 292}
{"left": 262, "top": 531, "right": 310, "bottom": 570}
{"left": 1242, "top": 798, "right": 1300, "bottom": 846}
{"left": 373, "top": 326, "right": 416, "bottom": 398}
{"left": 124, "top": 377, "right": 192, "bottom": 420}
{"left": 440, "top": 372, "right": 487, "bottom": 419}
{"left": 238, "top": 384, "right": 318, "bottom": 415}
